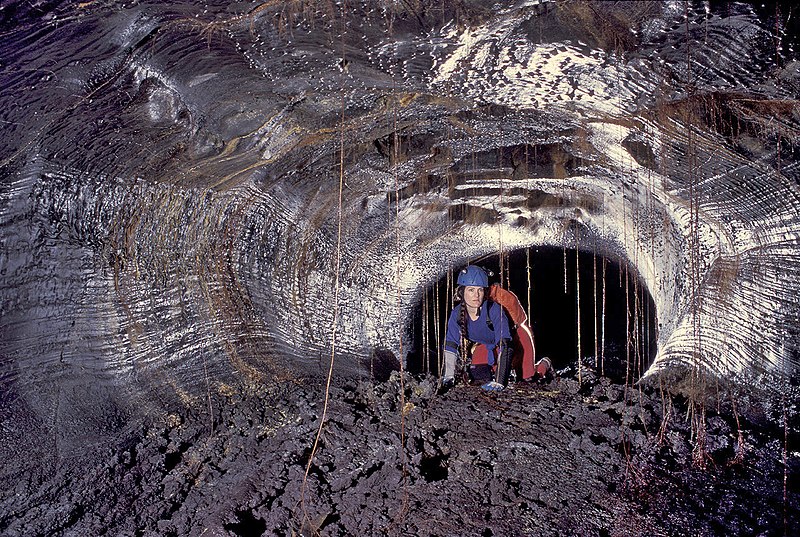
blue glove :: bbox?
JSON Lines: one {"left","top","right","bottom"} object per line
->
{"left": 481, "top": 381, "right": 505, "bottom": 392}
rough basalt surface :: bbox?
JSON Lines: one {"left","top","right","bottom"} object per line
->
{"left": 2, "top": 368, "right": 797, "bottom": 536}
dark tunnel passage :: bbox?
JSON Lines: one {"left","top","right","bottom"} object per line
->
{"left": 408, "top": 246, "right": 658, "bottom": 384}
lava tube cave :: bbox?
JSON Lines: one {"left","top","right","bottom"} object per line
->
{"left": 1, "top": 1, "right": 800, "bottom": 535}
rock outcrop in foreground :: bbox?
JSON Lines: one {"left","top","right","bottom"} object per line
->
{"left": 2, "top": 367, "right": 797, "bottom": 536}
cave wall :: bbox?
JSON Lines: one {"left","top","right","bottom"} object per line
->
{"left": 1, "top": 0, "right": 799, "bottom": 439}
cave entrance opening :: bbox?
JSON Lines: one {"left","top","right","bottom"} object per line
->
{"left": 407, "top": 246, "right": 658, "bottom": 384}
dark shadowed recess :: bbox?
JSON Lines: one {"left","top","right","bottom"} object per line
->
{"left": 408, "top": 246, "right": 658, "bottom": 383}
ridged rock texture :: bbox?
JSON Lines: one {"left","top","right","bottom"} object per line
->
{"left": 1, "top": 0, "right": 799, "bottom": 449}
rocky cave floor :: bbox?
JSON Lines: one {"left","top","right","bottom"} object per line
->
{"left": 2, "top": 366, "right": 799, "bottom": 536}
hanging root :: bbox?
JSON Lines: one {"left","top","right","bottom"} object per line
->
{"left": 690, "top": 402, "right": 710, "bottom": 469}
{"left": 655, "top": 378, "right": 673, "bottom": 447}
{"left": 729, "top": 391, "right": 746, "bottom": 465}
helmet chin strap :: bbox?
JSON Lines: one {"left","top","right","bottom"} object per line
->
{"left": 465, "top": 302, "right": 481, "bottom": 320}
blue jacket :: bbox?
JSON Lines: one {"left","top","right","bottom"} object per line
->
{"left": 444, "top": 301, "right": 511, "bottom": 365}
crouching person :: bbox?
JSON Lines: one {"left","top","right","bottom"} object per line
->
{"left": 441, "top": 265, "right": 513, "bottom": 393}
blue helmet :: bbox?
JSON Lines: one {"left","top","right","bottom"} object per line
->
{"left": 457, "top": 265, "right": 488, "bottom": 287}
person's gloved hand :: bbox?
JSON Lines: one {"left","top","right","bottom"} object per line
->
{"left": 481, "top": 381, "right": 505, "bottom": 392}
